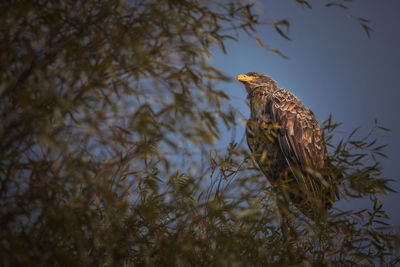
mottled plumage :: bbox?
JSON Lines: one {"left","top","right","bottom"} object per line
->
{"left": 238, "top": 72, "right": 337, "bottom": 218}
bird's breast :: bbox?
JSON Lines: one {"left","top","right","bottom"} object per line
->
{"left": 246, "top": 117, "right": 287, "bottom": 185}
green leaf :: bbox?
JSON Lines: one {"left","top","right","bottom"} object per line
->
{"left": 296, "top": 0, "right": 312, "bottom": 9}
{"left": 326, "top": 2, "right": 348, "bottom": 9}
{"left": 360, "top": 23, "right": 373, "bottom": 38}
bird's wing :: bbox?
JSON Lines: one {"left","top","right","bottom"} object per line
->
{"left": 267, "top": 89, "right": 325, "bottom": 170}
{"left": 267, "top": 89, "right": 339, "bottom": 210}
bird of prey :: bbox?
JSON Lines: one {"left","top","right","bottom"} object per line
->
{"left": 237, "top": 72, "right": 338, "bottom": 219}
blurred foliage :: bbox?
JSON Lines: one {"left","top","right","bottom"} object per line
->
{"left": 0, "top": 0, "right": 398, "bottom": 266}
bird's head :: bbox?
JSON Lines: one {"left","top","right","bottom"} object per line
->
{"left": 237, "top": 72, "right": 278, "bottom": 94}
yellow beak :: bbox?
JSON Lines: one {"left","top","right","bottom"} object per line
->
{"left": 237, "top": 74, "right": 255, "bottom": 82}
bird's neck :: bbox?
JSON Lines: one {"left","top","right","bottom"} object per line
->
{"left": 247, "top": 88, "right": 276, "bottom": 119}
{"left": 247, "top": 86, "right": 277, "bottom": 99}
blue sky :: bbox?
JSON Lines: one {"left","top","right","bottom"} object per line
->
{"left": 211, "top": 0, "right": 400, "bottom": 225}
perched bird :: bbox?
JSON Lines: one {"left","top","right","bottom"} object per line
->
{"left": 237, "top": 72, "right": 338, "bottom": 219}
